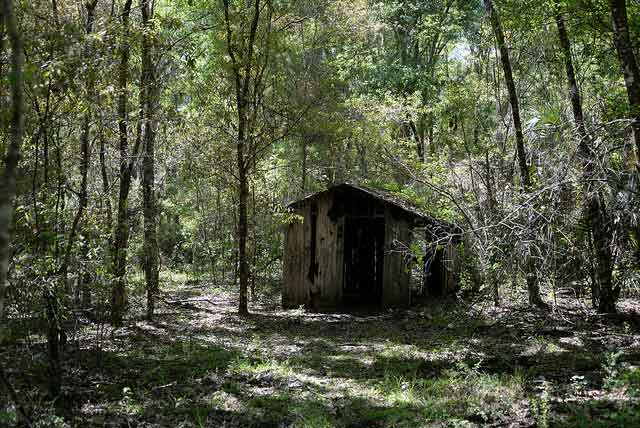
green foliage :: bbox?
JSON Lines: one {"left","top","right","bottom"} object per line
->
{"left": 3, "top": 0, "right": 640, "bottom": 424}
{"left": 530, "top": 380, "right": 551, "bottom": 428}
{"left": 0, "top": 408, "right": 17, "bottom": 427}
{"left": 603, "top": 351, "right": 625, "bottom": 390}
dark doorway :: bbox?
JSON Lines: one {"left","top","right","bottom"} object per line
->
{"left": 343, "top": 218, "right": 385, "bottom": 305}
{"left": 423, "top": 247, "right": 445, "bottom": 297}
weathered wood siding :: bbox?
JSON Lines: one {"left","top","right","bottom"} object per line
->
{"left": 309, "top": 193, "right": 343, "bottom": 308}
{"left": 284, "top": 184, "right": 458, "bottom": 310}
{"left": 382, "top": 209, "right": 411, "bottom": 308}
{"left": 283, "top": 193, "right": 343, "bottom": 309}
{"left": 282, "top": 205, "right": 307, "bottom": 308}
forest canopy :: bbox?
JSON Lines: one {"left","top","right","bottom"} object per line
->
{"left": 1, "top": 0, "right": 640, "bottom": 426}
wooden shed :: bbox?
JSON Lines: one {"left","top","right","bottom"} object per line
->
{"left": 282, "top": 183, "right": 459, "bottom": 310}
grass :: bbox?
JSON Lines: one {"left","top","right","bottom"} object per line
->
{"left": 1, "top": 278, "right": 640, "bottom": 427}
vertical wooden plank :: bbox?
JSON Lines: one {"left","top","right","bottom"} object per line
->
{"left": 293, "top": 218, "right": 303, "bottom": 305}
{"left": 302, "top": 204, "right": 313, "bottom": 308}
{"left": 315, "top": 193, "right": 340, "bottom": 307}
{"left": 317, "top": 195, "right": 330, "bottom": 305}
{"left": 334, "top": 216, "right": 344, "bottom": 305}
{"left": 310, "top": 197, "right": 323, "bottom": 308}
{"left": 398, "top": 217, "right": 412, "bottom": 307}
{"left": 299, "top": 208, "right": 307, "bottom": 306}
{"left": 282, "top": 222, "right": 293, "bottom": 308}
{"left": 282, "top": 208, "right": 306, "bottom": 309}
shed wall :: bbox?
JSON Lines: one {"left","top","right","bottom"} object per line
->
{"left": 282, "top": 205, "right": 307, "bottom": 308}
{"left": 284, "top": 186, "right": 456, "bottom": 310}
{"left": 283, "top": 193, "right": 343, "bottom": 309}
{"left": 306, "top": 193, "right": 343, "bottom": 308}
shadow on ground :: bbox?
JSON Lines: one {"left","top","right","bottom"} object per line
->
{"left": 2, "top": 289, "right": 640, "bottom": 427}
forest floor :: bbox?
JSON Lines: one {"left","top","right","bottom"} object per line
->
{"left": 2, "top": 274, "right": 640, "bottom": 428}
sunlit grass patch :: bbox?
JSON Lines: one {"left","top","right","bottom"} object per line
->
{"left": 227, "top": 353, "right": 296, "bottom": 379}
{"left": 372, "top": 344, "right": 430, "bottom": 375}
{"left": 375, "top": 361, "right": 525, "bottom": 424}
{"left": 524, "top": 334, "right": 566, "bottom": 355}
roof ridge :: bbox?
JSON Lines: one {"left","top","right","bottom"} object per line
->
{"left": 289, "top": 183, "right": 422, "bottom": 216}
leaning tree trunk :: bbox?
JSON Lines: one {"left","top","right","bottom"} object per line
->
{"left": 608, "top": 0, "right": 640, "bottom": 291}
{"left": 141, "top": 0, "right": 160, "bottom": 320}
{"left": 99, "top": 124, "right": 112, "bottom": 229}
{"left": 484, "top": 0, "right": 546, "bottom": 309}
{"left": 555, "top": 11, "right": 617, "bottom": 313}
{"left": 0, "top": 0, "right": 24, "bottom": 324}
{"left": 608, "top": 0, "right": 640, "bottom": 163}
{"left": 111, "top": 0, "right": 134, "bottom": 327}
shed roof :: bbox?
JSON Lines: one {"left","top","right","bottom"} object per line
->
{"left": 288, "top": 183, "right": 459, "bottom": 233}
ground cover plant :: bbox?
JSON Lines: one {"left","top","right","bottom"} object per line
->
{"left": 2, "top": 274, "right": 639, "bottom": 427}
{"left": 1, "top": 0, "right": 640, "bottom": 426}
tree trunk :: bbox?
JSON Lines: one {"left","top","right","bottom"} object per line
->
{"left": 0, "top": 0, "right": 24, "bottom": 325}
{"left": 483, "top": 0, "right": 530, "bottom": 189}
{"left": 60, "top": 107, "right": 90, "bottom": 276}
{"left": 250, "top": 183, "right": 257, "bottom": 300}
{"left": 47, "top": 0, "right": 98, "bottom": 397}
{"left": 409, "top": 120, "right": 425, "bottom": 163}
{"left": 111, "top": 0, "right": 134, "bottom": 327}
{"left": 238, "top": 145, "right": 250, "bottom": 315}
{"left": 99, "top": 125, "right": 112, "bottom": 229}
{"left": 555, "top": 11, "right": 617, "bottom": 313}
{"left": 61, "top": 0, "right": 97, "bottom": 270}
{"left": 608, "top": 0, "right": 640, "bottom": 282}
{"left": 484, "top": 0, "right": 545, "bottom": 308}
{"left": 141, "top": 0, "right": 160, "bottom": 320}
{"left": 223, "top": 0, "right": 264, "bottom": 316}
{"left": 609, "top": 0, "right": 640, "bottom": 163}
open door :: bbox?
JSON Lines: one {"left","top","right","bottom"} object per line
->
{"left": 342, "top": 218, "right": 385, "bottom": 306}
